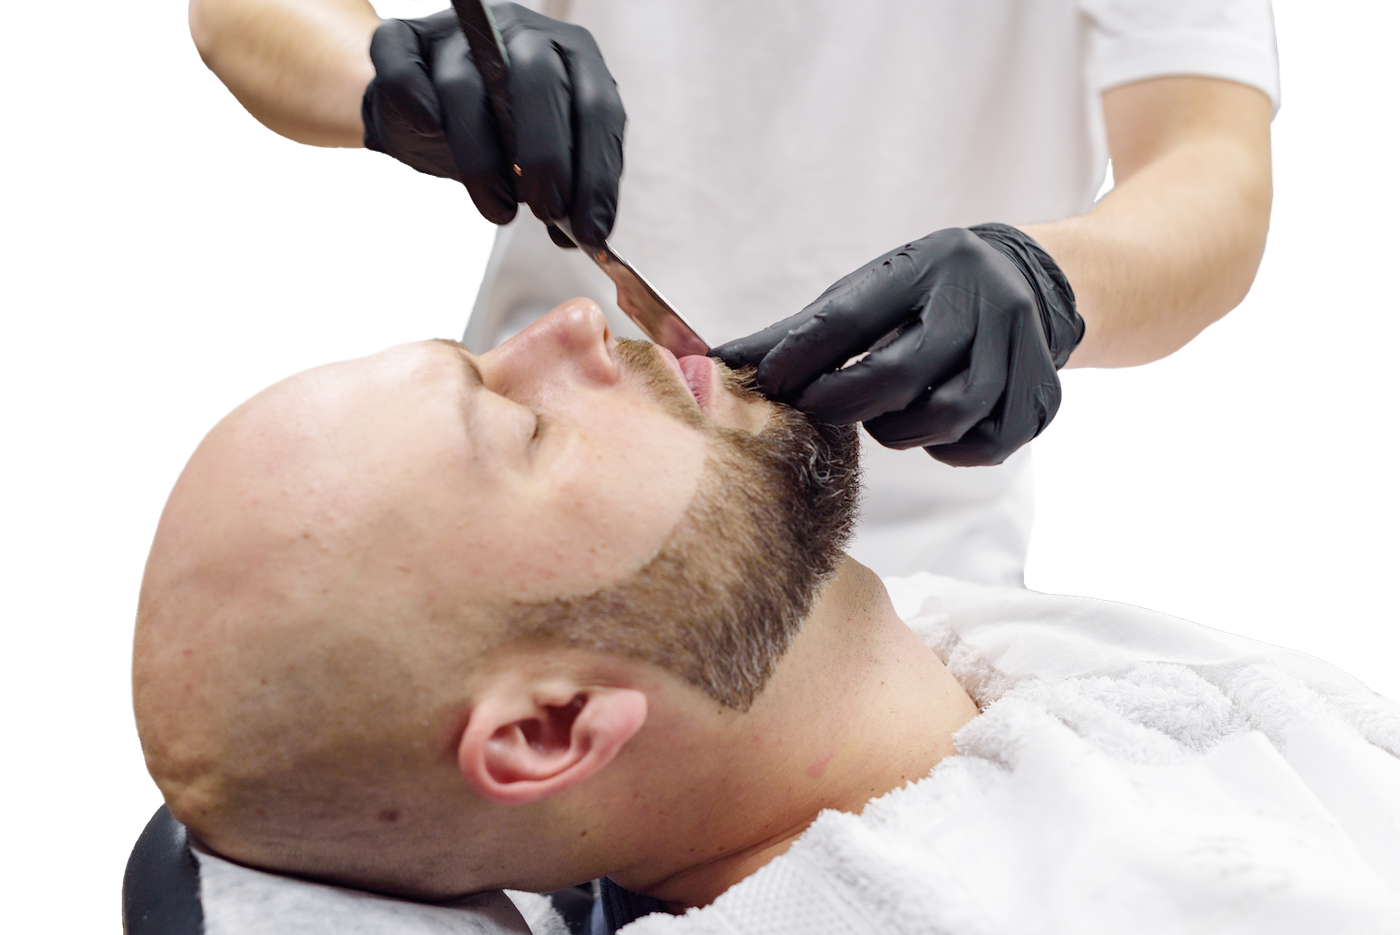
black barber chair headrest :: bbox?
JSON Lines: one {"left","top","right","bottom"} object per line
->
{"left": 121, "top": 806, "right": 604, "bottom": 934}
{"left": 123, "top": 806, "right": 202, "bottom": 935}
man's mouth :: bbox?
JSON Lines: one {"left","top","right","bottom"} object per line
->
{"left": 654, "top": 346, "right": 715, "bottom": 412}
{"left": 678, "top": 355, "right": 716, "bottom": 412}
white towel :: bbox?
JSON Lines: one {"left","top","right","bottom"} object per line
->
{"left": 622, "top": 574, "right": 1400, "bottom": 935}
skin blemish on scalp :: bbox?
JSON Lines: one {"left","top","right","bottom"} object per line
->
{"left": 806, "top": 751, "right": 835, "bottom": 779}
{"left": 377, "top": 809, "right": 400, "bottom": 823}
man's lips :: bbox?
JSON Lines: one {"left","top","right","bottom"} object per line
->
{"left": 678, "top": 355, "right": 716, "bottom": 412}
{"left": 654, "top": 346, "right": 716, "bottom": 412}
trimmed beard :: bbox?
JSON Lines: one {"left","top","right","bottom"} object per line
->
{"left": 506, "top": 341, "right": 862, "bottom": 710}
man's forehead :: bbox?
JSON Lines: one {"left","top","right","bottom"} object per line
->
{"left": 189, "top": 342, "right": 471, "bottom": 521}
{"left": 303, "top": 340, "right": 475, "bottom": 405}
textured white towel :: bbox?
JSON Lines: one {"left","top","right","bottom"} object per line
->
{"left": 622, "top": 574, "right": 1400, "bottom": 935}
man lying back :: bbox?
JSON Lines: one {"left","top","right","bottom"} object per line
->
{"left": 133, "top": 298, "right": 981, "bottom": 906}
{"left": 133, "top": 298, "right": 1400, "bottom": 930}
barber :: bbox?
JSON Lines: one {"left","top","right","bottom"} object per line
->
{"left": 189, "top": 0, "right": 1275, "bottom": 586}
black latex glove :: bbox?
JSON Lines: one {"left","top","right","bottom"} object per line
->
{"left": 713, "top": 225, "right": 1084, "bottom": 467}
{"left": 361, "top": 4, "right": 625, "bottom": 246}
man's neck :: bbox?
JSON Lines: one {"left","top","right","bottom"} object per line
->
{"left": 617, "top": 557, "right": 980, "bottom": 909}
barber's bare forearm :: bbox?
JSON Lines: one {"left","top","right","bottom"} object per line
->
{"left": 189, "top": 0, "right": 379, "bottom": 147}
{"left": 1023, "top": 77, "right": 1274, "bottom": 369}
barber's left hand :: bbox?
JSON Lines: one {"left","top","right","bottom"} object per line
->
{"left": 712, "top": 224, "right": 1085, "bottom": 467}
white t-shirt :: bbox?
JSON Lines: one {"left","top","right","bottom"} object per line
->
{"left": 466, "top": 0, "right": 1281, "bottom": 586}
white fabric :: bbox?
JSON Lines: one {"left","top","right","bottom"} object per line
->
{"left": 465, "top": 0, "right": 1279, "bottom": 585}
{"left": 505, "top": 891, "right": 572, "bottom": 935}
{"left": 194, "top": 847, "right": 531, "bottom": 935}
{"left": 621, "top": 574, "right": 1400, "bottom": 934}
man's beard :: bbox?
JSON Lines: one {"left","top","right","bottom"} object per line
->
{"left": 506, "top": 339, "right": 862, "bottom": 711}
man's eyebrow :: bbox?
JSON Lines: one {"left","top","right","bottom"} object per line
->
{"left": 430, "top": 339, "right": 483, "bottom": 433}
{"left": 431, "top": 338, "right": 484, "bottom": 389}
{"left": 458, "top": 351, "right": 485, "bottom": 389}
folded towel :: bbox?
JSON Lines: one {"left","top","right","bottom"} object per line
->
{"left": 623, "top": 574, "right": 1400, "bottom": 935}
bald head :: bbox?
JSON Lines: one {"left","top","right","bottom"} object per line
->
{"left": 132, "top": 333, "right": 719, "bottom": 888}
{"left": 133, "top": 344, "right": 524, "bottom": 892}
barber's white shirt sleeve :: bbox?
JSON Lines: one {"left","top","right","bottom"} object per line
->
{"left": 1082, "top": 0, "right": 1281, "bottom": 111}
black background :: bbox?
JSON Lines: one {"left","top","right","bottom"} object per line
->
{"left": 120, "top": 9, "right": 1377, "bottom": 890}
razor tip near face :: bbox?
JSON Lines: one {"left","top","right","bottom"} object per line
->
{"left": 553, "top": 223, "right": 710, "bottom": 358}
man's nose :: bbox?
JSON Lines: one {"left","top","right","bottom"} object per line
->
{"left": 482, "top": 299, "right": 619, "bottom": 395}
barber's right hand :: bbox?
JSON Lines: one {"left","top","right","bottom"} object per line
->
{"left": 361, "top": 4, "right": 625, "bottom": 247}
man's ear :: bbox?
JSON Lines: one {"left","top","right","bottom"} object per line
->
{"left": 457, "top": 682, "right": 648, "bottom": 805}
